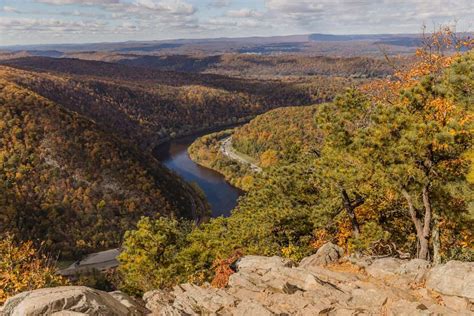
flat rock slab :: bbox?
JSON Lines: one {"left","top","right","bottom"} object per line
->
{"left": 1, "top": 286, "right": 148, "bottom": 316}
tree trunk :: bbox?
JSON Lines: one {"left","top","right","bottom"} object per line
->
{"left": 420, "top": 185, "right": 432, "bottom": 260}
{"left": 432, "top": 214, "right": 441, "bottom": 265}
{"left": 341, "top": 189, "right": 360, "bottom": 237}
{"left": 401, "top": 186, "right": 433, "bottom": 261}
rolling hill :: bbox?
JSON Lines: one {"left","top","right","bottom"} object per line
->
{"left": 0, "top": 66, "right": 207, "bottom": 259}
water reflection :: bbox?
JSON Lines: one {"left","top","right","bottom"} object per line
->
{"left": 154, "top": 135, "right": 243, "bottom": 217}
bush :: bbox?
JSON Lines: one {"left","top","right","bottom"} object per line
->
{"left": 348, "top": 222, "right": 392, "bottom": 255}
{"left": 0, "top": 234, "right": 68, "bottom": 304}
{"left": 118, "top": 217, "right": 193, "bottom": 295}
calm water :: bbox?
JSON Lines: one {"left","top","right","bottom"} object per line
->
{"left": 154, "top": 134, "right": 244, "bottom": 217}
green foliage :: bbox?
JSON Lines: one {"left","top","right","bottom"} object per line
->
{"left": 76, "top": 269, "right": 116, "bottom": 292}
{"left": 444, "top": 247, "right": 474, "bottom": 262}
{"left": 118, "top": 217, "right": 193, "bottom": 295}
{"left": 232, "top": 105, "right": 321, "bottom": 162}
{"left": 348, "top": 222, "right": 391, "bottom": 254}
{"left": 188, "top": 130, "right": 254, "bottom": 189}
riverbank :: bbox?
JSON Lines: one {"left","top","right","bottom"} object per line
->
{"left": 154, "top": 131, "right": 244, "bottom": 217}
{"left": 188, "top": 130, "right": 260, "bottom": 191}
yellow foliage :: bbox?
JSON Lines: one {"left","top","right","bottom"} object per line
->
{"left": 259, "top": 149, "right": 279, "bottom": 168}
{"left": 0, "top": 235, "right": 68, "bottom": 304}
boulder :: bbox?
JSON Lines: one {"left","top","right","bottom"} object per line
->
{"left": 234, "top": 255, "right": 294, "bottom": 272}
{"left": 396, "top": 259, "right": 431, "bottom": 283}
{"left": 171, "top": 284, "right": 238, "bottom": 314}
{"left": 143, "top": 290, "right": 175, "bottom": 313}
{"left": 299, "top": 242, "right": 344, "bottom": 267}
{"left": 108, "top": 291, "right": 150, "bottom": 315}
{"left": 426, "top": 261, "right": 474, "bottom": 300}
{"left": 232, "top": 300, "right": 273, "bottom": 316}
{"left": 1, "top": 286, "right": 142, "bottom": 316}
{"left": 365, "top": 257, "right": 403, "bottom": 279}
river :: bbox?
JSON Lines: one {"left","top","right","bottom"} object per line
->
{"left": 154, "top": 134, "right": 244, "bottom": 217}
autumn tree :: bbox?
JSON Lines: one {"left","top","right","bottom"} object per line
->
{"left": 356, "top": 27, "right": 473, "bottom": 261}
{"left": 0, "top": 235, "right": 67, "bottom": 304}
{"left": 314, "top": 91, "right": 373, "bottom": 237}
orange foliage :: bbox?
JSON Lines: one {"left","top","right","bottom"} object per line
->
{"left": 211, "top": 250, "right": 243, "bottom": 288}
{"left": 0, "top": 235, "right": 68, "bottom": 304}
{"left": 362, "top": 25, "right": 473, "bottom": 104}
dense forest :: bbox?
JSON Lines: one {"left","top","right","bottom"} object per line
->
{"left": 0, "top": 28, "right": 472, "bottom": 304}
{"left": 1, "top": 57, "right": 353, "bottom": 150}
{"left": 0, "top": 67, "right": 207, "bottom": 259}
{"left": 119, "top": 42, "right": 473, "bottom": 294}
{"left": 188, "top": 106, "right": 321, "bottom": 190}
{"left": 63, "top": 53, "right": 401, "bottom": 78}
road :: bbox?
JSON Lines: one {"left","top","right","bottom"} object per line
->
{"left": 220, "top": 136, "right": 262, "bottom": 172}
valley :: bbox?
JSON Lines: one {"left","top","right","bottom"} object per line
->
{"left": 155, "top": 133, "right": 243, "bottom": 217}
{"left": 0, "top": 23, "right": 472, "bottom": 314}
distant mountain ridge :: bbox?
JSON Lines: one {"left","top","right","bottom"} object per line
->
{"left": 0, "top": 32, "right": 446, "bottom": 57}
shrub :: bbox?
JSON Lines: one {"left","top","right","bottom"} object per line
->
{"left": 118, "top": 217, "right": 193, "bottom": 295}
{"left": 0, "top": 234, "right": 68, "bottom": 304}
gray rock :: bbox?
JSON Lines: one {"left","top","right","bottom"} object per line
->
{"left": 51, "top": 312, "right": 89, "bottom": 316}
{"left": 143, "top": 290, "right": 175, "bottom": 313}
{"left": 108, "top": 291, "right": 150, "bottom": 315}
{"left": 233, "top": 300, "right": 273, "bottom": 316}
{"left": 1, "top": 286, "right": 134, "bottom": 316}
{"left": 235, "top": 255, "right": 294, "bottom": 272}
{"left": 396, "top": 259, "right": 431, "bottom": 283}
{"left": 299, "top": 242, "right": 344, "bottom": 267}
{"left": 365, "top": 257, "right": 404, "bottom": 279}
{"left": 350, "top": 288, "right": 388, "bottom": 308}
{"left": 386, "top": 300, "right": 431, "bottom": 316}
{"left": 171, "top": 284, "right": 238, "bottom": 314}
{"left": 426, "top": 260, "right": 474, "bottom": 299}
{"left": 441, "top": 295, "right": 474, "bottom": 313}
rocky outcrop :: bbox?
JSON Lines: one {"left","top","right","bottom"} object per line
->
{"left": 0, "top": 286, "right": 149, "bottom": 316}
{"left": 2, "top": 245, "right": 474, "bottom": 315}
{"left": 143, "top": 251, "right": 474, "bottom": 315}
{"left": 426, "top": 260, "right": 474, "bottom": 299}
{"left": 299, "top": 242, "right": 344, "bottom": 267}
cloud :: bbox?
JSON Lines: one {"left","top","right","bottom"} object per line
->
{"left": 0, "top": 17, "right": 107, "bottom": 34}
{"left": 226, "top": 8, "right": 262, "bottom": 18}
{"left": 36, "top": 0, "right": 119, "bottom": 4}
{"left": 262, "top": 0, "right": 474, "bottom": 33}
{"left": 133, "top": 0, "right": 196, "bottom": 15}
{"left": 209, "top": 0, "right": 231, "bottom": 8}
{"left": 2, "top": 6, "right": 21, "bottom": 13}
{"left": 2, "top": 0, "right": 473, "bottom": 46}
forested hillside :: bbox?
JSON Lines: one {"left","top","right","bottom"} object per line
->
{"left": 62, "top": 53, "right": 401, "bottom": 78}
{"left": 232, "top": 106, "right": 321, "bottom": 162}
{"left": 120, "top": 42, "right": 473, "bottom": 294}
{"left": 0, "top": 67, "right": 207, "bottom": 258}
{"left": 1, "top": 57, "right": 352, "bottom": 150}
{"left": 188, "top": 106, "right": 321, "bottom": 189}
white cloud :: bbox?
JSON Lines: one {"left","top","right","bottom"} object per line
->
{"left": 226, "top": 8, "right": 262, "bottom": 18}
{"left": 209, "top": 0, "right": 231, "bottom": 8}
{"left": 0, "top": 17, "right": 107, "bottom": 33}
{"left": 2, "top": 6, "right": 21, "bottom": 13}
{"left": 2, "top": 0, "right": 473, "bottom": 45}
{"left": 133, "top": 0, "right": 196, "bottom": 15}
{"left": 36, "top": 0, "right": 119, "bottom": 4}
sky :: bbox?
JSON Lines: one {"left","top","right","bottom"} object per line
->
{"left": 0, "top": 0, "right": 472, "bottom": 46}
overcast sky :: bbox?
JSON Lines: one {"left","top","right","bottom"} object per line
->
{"left": 0, "top": 0, "right": 472, "bottom": 46}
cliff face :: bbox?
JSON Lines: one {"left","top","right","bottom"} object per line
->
{"left": 2, "top": 243, "right": 473, "bottom": 315}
